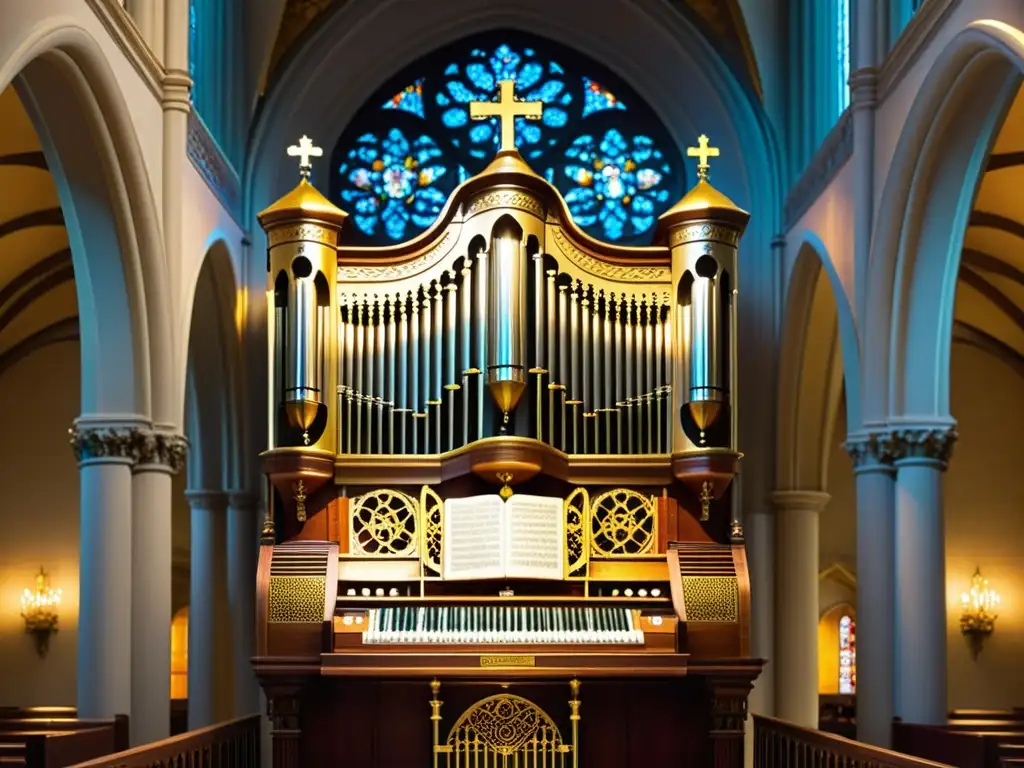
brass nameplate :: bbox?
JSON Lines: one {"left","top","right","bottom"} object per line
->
{"left": 479, "top": 655, "right": 536, "bottom": 667}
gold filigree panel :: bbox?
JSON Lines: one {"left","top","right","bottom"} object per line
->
{"left": 350, "top": 489, "right": 419, "bottom": 557}
{"left": 441, "top": 695, "right": 567, "bottom": 760}
{"left": 590, "top": 488, "right": 657, "bottom": 556}
{"left": 564, "top": 487, "right": 589, "bottom": 577}
{"left": 419, "top": 485, "right": 444, "bottom": 575}
{"left": 681, "top": 575, "right": 739, "bottom": 622}
{"left": 464, "top": 190, "right": 544, "bottom": 219}
{"left": 551, "top": 228, "right": 670, "bottom": 284}
{"left": 267, "top": 576, "right": 326, "bottom": 623}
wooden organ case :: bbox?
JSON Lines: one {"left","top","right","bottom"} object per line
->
{"left": 255, "top": 87, "right": 761, "bottom": 768}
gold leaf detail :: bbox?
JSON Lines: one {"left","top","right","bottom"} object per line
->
{"left": 552, "top": 229, "right": 669, "bottom": 282}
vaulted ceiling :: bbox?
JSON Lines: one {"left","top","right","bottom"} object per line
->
{"left": 0, "top": 87, "right": 78, "bottom": 380}
{"left": 260, "top": 0, "right": 762, "bottom": 99}
{"left": 957, "top": 85, "right": 1024, "bottom": 379}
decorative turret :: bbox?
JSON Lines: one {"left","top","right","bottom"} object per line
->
{"left": 658, "top": 135, "right": 748, "bottom": 520}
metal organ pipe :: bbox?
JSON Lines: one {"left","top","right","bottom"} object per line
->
{"left": 486, "top": 219, "right": 527, "bottom": 425}
{"left": 689, "top": 257, "right": 724, "bottom": 432}
{"left": 284, "top": 259, "right": 320, "bottom": 443}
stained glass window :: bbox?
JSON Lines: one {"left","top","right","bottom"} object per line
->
{"left": 838, "top": 614, "right": 856, "bottom": 694}
{"left": 332, "top": 33, "right": 684, "bottom": 246}
{"left": 837, "top": 0, "right": 851, "bottom": 113}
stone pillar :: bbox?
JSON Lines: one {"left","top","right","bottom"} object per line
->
{"left": 851, "top": 0, "right": 879, "bottom": 317}
{"left": 162, "top": 0, "right": 190, "bottom": 297}
{"left": 130, "top": 432, "right": 187, "bottom": 745}
{"left": 772, "top": 490, "right": 829, "bottom": 727}
{"left": 745, "top": 509, "right": 775, "bottom": 715}
{"left": 71, "top": 422, "right": 138, "bottom": 720}
{"left": 186, "top": 490, "right": 230, "bottom": 728}
{"left": 845, "top": 432, "right": 896, "bottom": 747}
{"left": 893, "top": 427, "right": 956, "bottom": 725}
{"left": 228, "top": 491, "right": 262, "bottom": 716}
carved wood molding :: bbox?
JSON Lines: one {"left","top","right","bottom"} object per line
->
{"left": 783, "top": 110, "right": 853, "bottom": 231}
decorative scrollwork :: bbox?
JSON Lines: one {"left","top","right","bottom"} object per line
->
{"left": 338, "top": 231, "right": 455, "bottom": 282}
{"left": 464, "top": 190, "right": 544, "bottom": 219}
{"left": 589, "top": 488, "right": 657, "bottom": 556}
{"left": 446, "top": 695, "right": 565, "bottom": 758}
{"left": 349, "top": 489, "right": 419, "bottom": 557}
{"left": 419, "top": 485, "right": 444, "bottom": 575}
{"left": 552, "top": 228, "right": 670, "bottom": 283}
{"left": 564, "top": 487, "right": 589, "bottom": 577}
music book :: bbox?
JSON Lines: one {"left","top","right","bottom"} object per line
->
{"left": 441, "top": 494, "right": 564, "bottom": 581}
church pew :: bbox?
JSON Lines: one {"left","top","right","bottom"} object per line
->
{"left": 894, "top": 724, "right": 1024, "bottom": 768}
{"left": 0, "top": 718, "right": 127, "bottom": 752}
{"left": 944, "top": 721, "right": 1024, "bottom": 733}
{"left": 951, "top": 711, "right": 1024, "bottom": 722}
{"left": 0, "top": 728, "right": 120, "bottom": 768}
{"left": 0, "top": 710, "right": 76, "bottom": 721}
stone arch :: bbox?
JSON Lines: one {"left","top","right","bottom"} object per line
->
{"left": 864, "top": 20, "right": 1024, "bottom": 426}
{"left": 184, "top": 238, "right": 243, "bottom": 490}
{"left": 0, "top": 18, "right": 171, "bottom": 424}
{"left": 776, "top": 232, "right": 861, "bottom": 490}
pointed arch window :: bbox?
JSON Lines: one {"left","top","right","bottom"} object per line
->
{"left": 838, "top": 614, "right": 856, "bottom": 694}
{"left": 330, "top": 33, "right": 685, "bottom": 246}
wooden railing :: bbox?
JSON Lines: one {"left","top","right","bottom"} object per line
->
{"left": 754, "top": 715, "right": 955, "bottom": 768}
{"left": 68, "top": 714, "right": 260, "bottom": 768}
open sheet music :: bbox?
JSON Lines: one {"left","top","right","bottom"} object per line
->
{"left": 441, "top": 494, "right": 564, "bottom": 580}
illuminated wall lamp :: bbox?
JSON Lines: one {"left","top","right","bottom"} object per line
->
{"left": 960, "top": 567, "right": 999, "bottom": 659}
{"left": 20, "top": 567, "right": 62, "bottom": 657}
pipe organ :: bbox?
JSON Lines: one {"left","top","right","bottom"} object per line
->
{"left": 255, "top": 84, "right": 760, "bottom": 768}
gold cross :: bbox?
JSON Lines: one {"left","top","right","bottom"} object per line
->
{"left": 470, "top": 80, "right": 543, "bottom": 153}
{"left": 287, "top": 135, "right": 323, "bottom": 178}
{"left": 687, "top": 134, "right": 719, "bottom": 180}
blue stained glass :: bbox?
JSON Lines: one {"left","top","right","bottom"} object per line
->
{"left": 332, "top": 35, "right": 684, "bottom": 244}
{"left": 442, "top": 108, "right": 468, "bottom": 128}
{"left": 336, "top": 128, "right": 449, "bottom": 239}
{"left": 562, "top": 128, "right": 672, "bottom": 241}
{"left": 382, "top": 79, "right": 425, "bottom": 118}
{"left": 582, "top": 77, "right": 627, "bottom": 117}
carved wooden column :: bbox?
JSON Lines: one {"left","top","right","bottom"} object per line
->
{"left": 707, "top": 678, "right": 753, "bottom": 768}
{"left": 265, "top": 682, "right": 306, "bottom": 768}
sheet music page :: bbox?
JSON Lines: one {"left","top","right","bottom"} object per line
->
{"left": 503, "top": 495, "right": 564, "bottom": 580}
{"left": 442, "top": 495, "right": 505, "bottom": 580}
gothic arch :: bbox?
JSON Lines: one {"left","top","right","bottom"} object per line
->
{"left": 776, "top": 232, "right": 861, "bottom": 489}
{"left": 865, "top": 20, "right": 1024, "bottom": 426}
{"left": 0, "top": 18, "right": 171, "bottom": 424}
{"left": 184, "top": 239, "right": 243, "bottom": 490}
{"left": 246, "top": 0, "right": 781, "bottom": 239}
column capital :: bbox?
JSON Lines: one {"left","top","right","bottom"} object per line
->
{"left": 850, "top": 67, "right": 878, "bottom": 111}
{"left": 891, "top": 425, "right": 958, "bottom": 468}
{"left": 70, "top": 421, "right": 145, "bottom": 466}
{"left": 185, "top": 489, "right": 230, "bottom": 512}
{"left": 771, "top": 489, "right": 830, "bottom": 513}
{"left": 134, "top": 431, "right": 189, "bottom": 474}
{"left": 843, "top": 431, "right": 896, "bottom": 474}
{"left": 227, "top": 490, "right": 261, "bottom": 510}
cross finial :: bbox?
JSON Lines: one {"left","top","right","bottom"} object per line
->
{"left": 687, "top": 134, "right": 719, "bottom": 181}
{"left": 470, "top": 80, "right": 543, "bottom": 153}
{"left": 287, "top": 135, "right": 323, "bottom": 179}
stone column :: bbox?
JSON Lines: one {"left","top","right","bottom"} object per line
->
{"left": 851, "top": 0, "right": 879, "bottom": 316}
{"left": 228, "top": 491, "right": 262, "bottom": 716}
{"left": 162, "top": 0, "right": 190, "bottom": 298}
{"left": 772, "top": 490, "right": 829, "bottom": 727}
{"left": 893, "top": 427, "right": 956, "bottom": 725}
{"left": 130, "top": 431, "right": 187, "bottom": 745}
{"left": 845, "top": 432, "right": 896, "bottom": 747}
{"left": 71, "top": 422, "right": 138, "bottom": 720}
{"left": 186, "top": 490, "right": 230, "bottom": 728}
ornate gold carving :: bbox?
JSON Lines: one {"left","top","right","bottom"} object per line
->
{"left": 419, "top": 485, "right": 444, "bottom": 575}
{"left": 564, "top": 487, "right": 589, "bottom": 577}
{"left": 589, "top": 488, "right": 657, "bottom": 556}
{"left": 349, "top": 489, "right": 418, "bottom": 557}
{"left": 268, "top": 222, "right": 336, "bottom": 248}
{"left": 267, "top": 575, "right": 325, "bottom": 622}
{"left": 682, "top": 575, "right": 739, "bottom": 622}
{"left": 443, "top": 695, "right": 567, "bottom": 758}
{"left": 465, "top": 190, "right": 544, "bottom": 219}
{"left": 294, "top": 480, "right": 307, "bottom": 522}
{"left": 552, "top": 229, "right": 670, "bottom": 282}
{"left": 669, "top": 223, "right": 741, "bottom": 247}
{"left": 338, "top": 231, "right": 454, "bottom": 281}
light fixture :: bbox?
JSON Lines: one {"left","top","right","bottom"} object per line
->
{"left": 960, "top": 567, "right": 999, "bottom": 659}
{"left": 20, "top": 567, "right": 62, "bottom": 657}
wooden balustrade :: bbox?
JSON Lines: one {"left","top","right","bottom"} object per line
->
{"left": 754, "top": 715, "right": 954, "bottom": 768}
{"left": 68, "top": 714, "right": 260, "bottom": 768}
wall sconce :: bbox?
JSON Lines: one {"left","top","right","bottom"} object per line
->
{"left": 960, "top": 567, "right": 999, "bottom": 659}
{"left": 20, "top": 567, "right": 62, "bottom": 657}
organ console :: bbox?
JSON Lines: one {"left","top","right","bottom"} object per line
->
{"left": 254, "top": 81, "right": 761, "bottom": 768}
